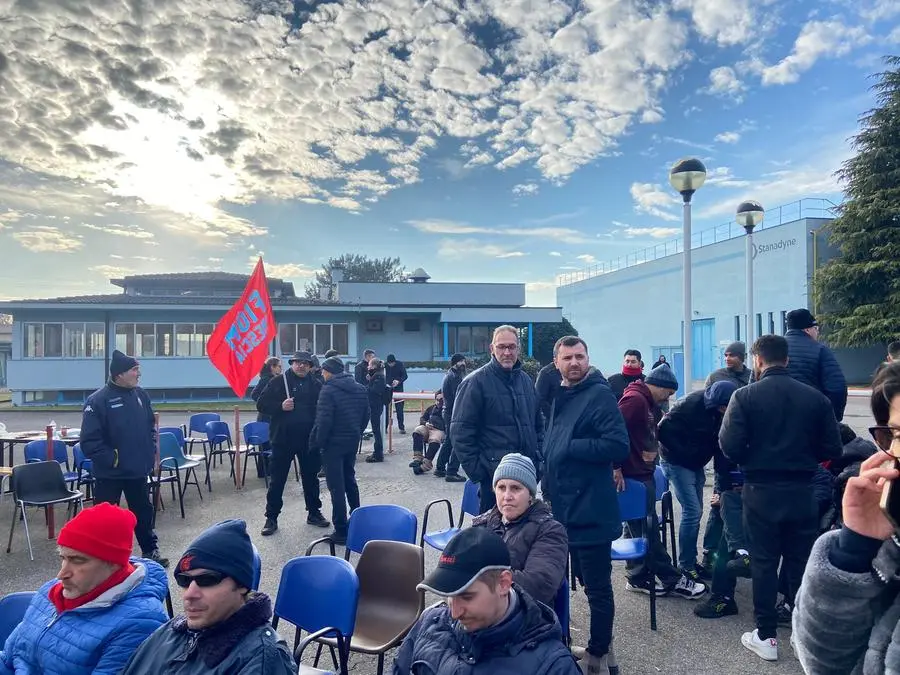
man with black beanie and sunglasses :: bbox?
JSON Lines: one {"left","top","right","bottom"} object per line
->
{"left": 121, "top": 520, "right": 295, "bottom": 675}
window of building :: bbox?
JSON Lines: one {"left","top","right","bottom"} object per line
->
{"left": 768, "top": 312, "right": 775, "bottom": 335}
{"left": 734, "top": 315, "right": 741, "bottom": 341}
{"left": 116, "top": 323, "right": 134, "bottom": 354}
{"left": 756, "top": 313, "right": 763, "bottom": 339}
{"left": 135, "top": 323, "right": 155, "bottom": 358}
{"left": 156, "top": 324, "right": 174, "bottom": 357}
{"left": 24, "top": 322, "right": 84, "bottom": 358}
{"left": 472, "top": 326, "right": 490, "bottom": 354}
{"left": 278, "top": 323, "right": 350, "bottom": 355}
{"left": 109, "top": 322, "right": 216, "bottom": 358}
{"left": 86, "top": 323, "right": 105, "bottom": 357}
{"left": 403, "top": 319, "right": 420, "bottom": 332}
{"left": 175, "top": 324, "right": 194, "bottom": 357}
{"left": 435, "top": 325, "right": 496, "bottom": 358}
{"left": 780, "top": 310, "right": 787, "bottom": 335}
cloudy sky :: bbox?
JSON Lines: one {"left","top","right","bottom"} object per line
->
{"left": 0, "top": 0, "right": 896, "bottom": 307}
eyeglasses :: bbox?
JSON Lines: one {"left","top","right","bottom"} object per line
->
{"left": 869, "top": 426, "right": 900, "bottom": 455}
{"left": 493, "top": 344, "right": 519, "bottom": 352}
{"left": 175, "top": 571, "right": 226, "bottom": 588}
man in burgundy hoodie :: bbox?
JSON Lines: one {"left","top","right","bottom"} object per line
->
{"left": 606, "top": 349, "right": 645, "bottom": 401}
{"left": 616, "top": 363, "right": 705, "bottom": 600}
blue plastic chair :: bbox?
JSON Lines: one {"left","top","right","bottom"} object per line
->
{"left": 611, "top": 478, "right": 657, "bottom": 630}
{"left": 553, "top": 578, "right": 570, "bottom": 647}
{"left": 155, "top": 433, "right": 203, "bottom": 518}
{"left": 242, "top": 422, "right": 271, "bottom": 486}
{"left": 307, "top": 504, "right": 418, "bottom": 560}
{"left": 159, "top": 426, "right": 188, "bottom": 453}
{"left": 0, "top": 591, "right": 34, "bottom": 644}
{"left": 202, "top": 421, "right": 235, "bottom": 490}
{"left": 184, "top": 413, "right": 220, "bottom": 460}
{"left": 71, "top": 443, "right": 94, "bottom": 500}
{"left": 654, "top": 466, "right": 677, "bottom": 562}
{"left": 272, "top": 556, "right": 359, "bottom": 674}
{"left": 23, "top": 440, "right": 78, "bottom": 486}
{"left": 420, "top": 479, "right": 480, "bottom": 551}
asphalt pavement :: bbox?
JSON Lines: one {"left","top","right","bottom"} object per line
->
{"left": 0, "top": 397, "right": 874, "bottom": 674}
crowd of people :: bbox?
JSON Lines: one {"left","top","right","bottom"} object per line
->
{"left": 7, "top": 309, "right": 900, "bottom": 675}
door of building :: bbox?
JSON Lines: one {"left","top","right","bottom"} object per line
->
{"left": 691, "top": 318, "right": 716, "bottom": 381}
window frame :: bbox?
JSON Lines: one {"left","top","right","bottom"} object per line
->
{"left": 24, "top": 321, "right": 105, "bottom": 359}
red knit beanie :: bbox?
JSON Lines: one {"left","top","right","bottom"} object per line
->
{"left": 58, "top": 503, "right": 136, "bottom": 566}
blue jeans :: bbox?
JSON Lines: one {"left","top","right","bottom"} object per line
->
{"left": 660, "top": 461, "right": 706, "bottom": 571}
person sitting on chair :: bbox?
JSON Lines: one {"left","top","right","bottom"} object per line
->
{"left": 411, "top": 390, "right": 446, "bottom": 475}
{"left": 393, "top": 527, "right": 580, "bottom": 675}
{"left": 471, "top": 453, "right": 568, "bottom": 606}
{"left": 0, "top": 503, "right": 168, "bottom": 675}
{"left": 120, "top": 520, "right": 295, "bottom": 675}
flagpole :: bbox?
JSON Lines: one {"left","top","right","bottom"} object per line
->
{"left": 233, "top": 406, "right": 242, "bottom": 490}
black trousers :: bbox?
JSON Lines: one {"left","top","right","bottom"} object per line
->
{"left": 323, "top": 444, "right": 361, "bottom": 536}
{"left": 94, "top": 477, "right": 158, "bottom": 554}
{"left": 370, "top": 410, "right": 384, "bottom": 460}
{"left": 571, "top": 542, "right": 614, "bottom": 657}
{"left": 743, "top": 482, "right": 818, "bottom": 639}
{"left": 433, "top": 434, "right": 461, "bottom": 474}
{"left": 385, "top": 400, "right": 405, "bottom": 430}
{"left": 265, "top": 431, "right": 320, "bottom": 519}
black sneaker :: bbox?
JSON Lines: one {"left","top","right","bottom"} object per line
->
{"left": 445, "top": 473, "right": 466, "bottom": 483}
{"left": 261, "top": 518, "right": 278, "bottom": 536}
{"left": 695, "top": 562, "right": 713, "bottom": 581}
{"left": 625, "top": 577, "right": 668, "bottom": 596}
{"left": 412, "top": 465, "right": 425, "bottom": 475}
{"left": 694, "top": 595, "right": 739, "bottom": 619}
{"left": 328, "top": 531, "right": 348, "bottom": 545}
{"left": 365, "top": 455, "right": 383, "bottom": 463}
{"left": 726, "top": 553, "right": 752, "bottom": 578}
{"left": 681, "top": 567, "right": 701, "bottom": 583}
{"left": 776, "top": 600, "right": 793, "bottom": 626}
{"left": 433, "top": 469, "right": 446, "bottom": 478}
{"left": 409, "top": 460, "right": 420, "bottom": 468}
{"left": 307, "top": 511, "right": 330, "bottom": 528}
{"left": 701, "top": 549, "right": 716, "bottom": 571}
{"left": 145, "top": 549, "right": 170, "bottom": 568}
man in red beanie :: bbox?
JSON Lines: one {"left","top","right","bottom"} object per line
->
{"left": 0, "top": 503, "right": 169, "bottom": 675}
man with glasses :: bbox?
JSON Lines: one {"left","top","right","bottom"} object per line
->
{"left": 719, "top": 334, "right": 842, "bottom": 662}
{"left": 121, "top": 520, "right": 295, "bottom": 675}
{"left": 451, "top": 325, "right": 543, "bottom": 513}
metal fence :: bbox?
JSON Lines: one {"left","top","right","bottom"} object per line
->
{"left": 557, "top": 198, "right": 838, "bottom": 287}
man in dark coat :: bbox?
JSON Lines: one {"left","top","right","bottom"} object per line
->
{"left": 719, "top": 334, "right": 843, "bottom": 662}
{"left": 80, "top": 350, "right": 168, "bottom": 567}
{"left": 606, "top": 349, "right": 644, "bottom": 401}
{"left": 256, "top": 351, "right": 329, "bottom": 536}
{"left": 432, "top": 353, "right": 466, "bottom": 481}
{"left": 542, "top": 336, "right": 629, "bottom": 674}
{"left": 784, "top": 308, "right": 847, "bottom": 421}
{"left": 450, "top": 325, "right": 543, "bottom": 513}
{"left": 121, "top": 520, "right": 296, "bottom": 675}
{"left": 393, "top": 527, "right": 580, "bottom": 675}
{"left": 535, "top": 361, "right": 562, "bottom": 425}
{"left": 385, "top": 353, "right": 409, "bottom": 433}
{"left": 354, "top": 349, "right": 375, "bottom": 386}
{"left": 705, "top": 342, "right": 751, "bottom": 388}
{"left": 658, "top": 380, "right": 737, "bottom": 579}
{"left": 311, "top": 357, "right": 370, "bottom": 545}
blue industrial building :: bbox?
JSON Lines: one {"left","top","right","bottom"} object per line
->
{"left": 557, "top": 199, "right": 882, "bottom": 389}
{"left": 0, "top": 269, "right": 560, "bottom": 406}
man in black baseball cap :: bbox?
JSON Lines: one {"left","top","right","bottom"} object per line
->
{"left": 783, "top": 308, "right": 847, "bottom": 420}
{"left": 393, "top": 528, "right": 580, "bottom": 673}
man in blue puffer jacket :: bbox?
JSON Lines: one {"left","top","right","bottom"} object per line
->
{"left": 0, "top": 503, "right": 167, "bottom": 675}
{"left": 784, "top": 308, "right": 847, "bottom": 421}
{"left": 80, "top": 349, "right": 168, "bottom": 566}
{"left": 393, "top": 528, "right": 579, "bottom": 675}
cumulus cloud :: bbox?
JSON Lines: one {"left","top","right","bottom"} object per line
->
{"left": 12, "top": 226, "right": 84, "bottom": 253}
{"left": 89, "top": 264, "right": 132, "bottom": 278}
{"left": 630, "top": 183, "right": 680, "bottom": 222}
{"left": 80, "top": 223, "right": 155, "bottom": 239}
{"left": 437, "top": 239, "right": 527, "bottom": 259}
{"left": 512, "top": 183, "right": 539, "bottom": 196}
{"left": 576, "top": 254, "right": 597, "bottom": 263}
{"left": 549, "top": 251, "right": 562, "bottom": 256}
{"left": 407, "top": 219, "right": 592, "bottom": 244}
{"left": 256, "top": 260, "right": 318, "bottom": 279}
{"left": 672, "top": 0, "right": 758, "bottom": 46}
{"left": 715, "top": 131, "right": 741, "bottom": 144}
{"left": 621, "top": 226, "right": 682, "bottom": 239}
{"left": 761, "top": 20, "right": 871, "bottom": 85}
{"left": 703, "top": 66, "right": 745, "bottom": 100}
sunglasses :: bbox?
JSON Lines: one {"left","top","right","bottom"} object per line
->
{"left": 869, "top": 426, "right": 900, "bottom": 456}
{"left": 175, "top": 571, "right": 226, "bottom": 588}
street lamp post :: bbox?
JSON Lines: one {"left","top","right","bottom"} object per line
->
{"left": 736, "top": 201, "right": 765, "bottom": 345}
{"left": 669, "top": 158, "right": 707, "bottom": 395}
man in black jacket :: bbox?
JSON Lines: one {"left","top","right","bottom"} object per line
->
{"left": 543, "top": 336, "right": 629, "bottom": 675}
{"left": 451, "top": 325, "right": 544, "bottom": 513}
{"left": 80, "top": 350, "right": 168, "bottom": 567}
{"left": 354, "top": 349, "right": 375, "bottom": 386}
{"left": 607, "top": 349, "right": 644, "bottom": 401}
{"left": 431, "top": 353, "right": 466, "bottom": 481}
{"left": 312, "top": 357, "right": 370, "bottom": 545}
{"left": 385, "top": 353, "right": 408, "bottom": 433}
{"left": 658, "top": 380, "right": 736, "bottom": 580}
{"left": 705, "top": 342, "right": 751, "bottom": 388}
{"left": 535, "top": 360, "right": 562, "bottom": 425}
{"left": 719, "top": 334, "right": 842, "bottom": 662}
{"left": 784, "top": 308, "right": 847, "bottom": 420}
{"left": 410, "top": 390, "right": 444, "bottom": 474}
{"left": 256, "top": 351, "right": 329, "bottom": 536}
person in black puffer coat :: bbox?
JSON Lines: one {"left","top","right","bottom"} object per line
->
{"left": 784, "top": 308, "right": 848, "bottom": 421}
{"left": 472, "top": 453, "right": 568, "bottom": 606}
{"left": 451, "top": 326, "right": 543, "bottom": 514}
{"left": 365, "top": 358, "right": 389, "bottom": 463}
{"left": 828, "top": 424, "right": 879, "bottom": 530}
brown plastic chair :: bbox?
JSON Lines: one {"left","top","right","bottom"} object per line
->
{"left": 318, "top": 540, "right": 424, "bottom": 675}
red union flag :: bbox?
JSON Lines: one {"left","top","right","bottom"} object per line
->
{"left": 207, "top": 259, "right": 276, "bottom": 397}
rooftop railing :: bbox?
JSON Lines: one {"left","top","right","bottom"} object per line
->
{"left": 557, "top": 198, "right": 838, "bottom": 287}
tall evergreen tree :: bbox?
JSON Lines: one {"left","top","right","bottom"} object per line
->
{"left": 815, "top": 55, "right": 900, "bottom": 346}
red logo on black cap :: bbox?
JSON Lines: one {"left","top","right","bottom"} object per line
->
{"left": 439, "top": 554, "right": 456, "bottom": 565}
{"left": 179, "top": 555, "right": 194, "bottom": 572}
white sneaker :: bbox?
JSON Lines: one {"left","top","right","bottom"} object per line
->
{"left": 669, "top": 573, "right": 706, "bottom": 599}
{"left": 625, "top": 578, "right": 668, "bottom": 595}
{"left": 742, "top": 629, "right": 778, "bottom": 661}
